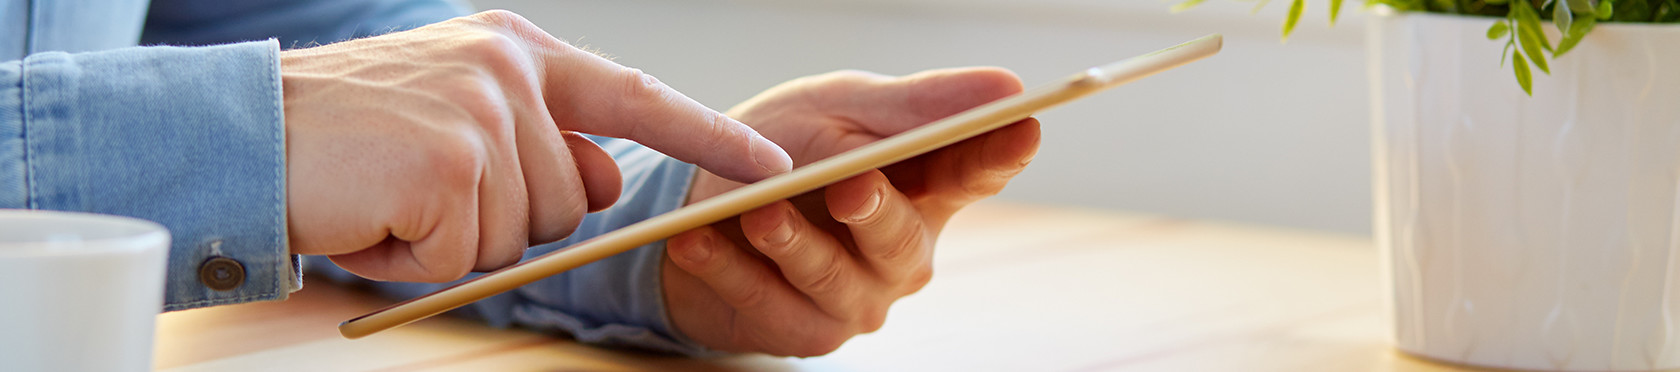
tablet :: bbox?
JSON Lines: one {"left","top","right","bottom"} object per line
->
{"left": 339, "top": 34, "right": 1223, "bottom": 339}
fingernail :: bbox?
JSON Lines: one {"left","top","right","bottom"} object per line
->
{"left": 763, "top": 210, "right": 794, "bottom": 246}
{"left": 680, "top": 233, "right": 713, "bottom": 263}
{"left": 847, "top": 188, "right": 882, "bottom": 222}
{"left": 751, "top": 134, "right": 793, "bottom": 175}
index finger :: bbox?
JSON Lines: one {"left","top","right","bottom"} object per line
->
{"left": 539, "top": 45, "right": 792, "bottom": 183}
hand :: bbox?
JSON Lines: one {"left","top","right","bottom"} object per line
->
{"left": 280, "top": 10, "right": 792, "bottom": 282}
{"left": 662, "top": 68, "right": 1041, "bottom": 356}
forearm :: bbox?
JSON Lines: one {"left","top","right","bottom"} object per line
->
{"left": 0, "top": 40, "right": 298, "bottom": 311}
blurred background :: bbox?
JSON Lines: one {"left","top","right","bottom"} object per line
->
{"left": 475, "top": 0, "right": 1373, "bottom": 234}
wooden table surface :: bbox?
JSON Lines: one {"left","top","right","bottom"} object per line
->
{"left": 154, "top": 201, "right": 1485, "bottom": 371}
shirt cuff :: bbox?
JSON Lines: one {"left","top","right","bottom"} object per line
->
{"left": 2, "top": 40, "right": 298, "bottom": 311}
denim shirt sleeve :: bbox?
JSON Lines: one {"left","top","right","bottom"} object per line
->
{"left": 147, "top": 0, "right": 716, "bottom": 353}
{"left": 0, "top": 40, "right": 297, "bottom": 311}
{"left": 308, "top": 137, "right": 715, "bottom": 355}
{"left": 141, "top": 0, "right": 471, "bottom": 48}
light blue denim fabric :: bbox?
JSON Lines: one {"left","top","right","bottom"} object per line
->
{"left": 0, "top": 0, "right": 152, "bottom": 59}
{"left": 0, "top": 40, "right": 295, "bottom": 311}
{"left": 2, "top": 0, "right": 710, "bottom": 353}
{"left": 139, "top": 0, "right": 471, "bottom": 48}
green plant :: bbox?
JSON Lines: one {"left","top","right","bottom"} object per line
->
{"left": 1174, "top": 0, "right": 1680, "bottom": 95}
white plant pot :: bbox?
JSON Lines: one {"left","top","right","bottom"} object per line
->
{"left": 1369, "top": 11, "right": 1680, "bottom": 371}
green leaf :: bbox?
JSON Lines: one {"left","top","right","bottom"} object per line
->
{"left": 1598, "top": 0, "right": 1615, "bottom": 20}
{"left": 1554, "top": 0, "right": 1574, "bottom": 34}
{"left": 1487, "top": 21, "right": 1511, "bottom": 40}
{"left": 1514, "top": 4, "right": 1553, "bottom": 74}
{"left": 1517, "top": 29, "right": 1552, "bottom": 75}
{"left": 1555, "top": 16, "right": 1595, "bottom": 56}
{"left": 1512, "top": 51, "right": 1534, "bottom": 96}
{"left": 1170, "top": 0, "right": 1207, "bottom": 13}
{"left": 1368, "top": 0, "right": 1428, "bottom": 11}
{"left": 1514, "top": 2, "right": 1553, "bottom": 53}
{"left": 1252, "top": 0, "right": 1274, "bottom": 14}
{"left": 1330, "top": 0, "right": 1346, "bottom": 25}
{"left": 1282, "top": 0, "right": 1305, "bottom": 42}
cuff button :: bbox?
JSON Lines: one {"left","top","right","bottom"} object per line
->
{"left": 198, "top": 256, "right": 246, "bottom": 291}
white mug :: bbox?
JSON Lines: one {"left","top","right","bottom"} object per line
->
{"left": 0, "top": 210, "right": 169, "bottom": 372}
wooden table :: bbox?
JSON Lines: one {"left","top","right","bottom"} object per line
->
{"left": 154, "top": 201, "right": 1482, "bottom": 371}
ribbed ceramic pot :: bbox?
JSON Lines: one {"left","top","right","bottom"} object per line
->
{"left": 1369, "top": 10, "right": 1680, "bottom": 371}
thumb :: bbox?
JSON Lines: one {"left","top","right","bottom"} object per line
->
{"left": 840, "top": 67, "right": 1025, "bottom": 135}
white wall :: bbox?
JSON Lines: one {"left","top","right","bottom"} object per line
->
{"left": 471, "top": 0, "right": 1375, "bottom": 234}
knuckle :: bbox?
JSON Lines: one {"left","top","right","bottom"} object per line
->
{"left": 668, "top": 230, "right": 718, "bottom": 267}
{"left": 700, "top": 110, "right": 744, "bottom": 158}
{"left": 459, "top": 94, "right": 517, "bottom": 140}
{"left": 481, "top": 118, "right": 517, "bottom": 151}
{"left": 460, "top": 11, "right": 562, "bottom": 75}
{"left": 425, "top": 129, "right": 489, "bottom": 191}
{"left": 463, "top": 31, "right": 528, "bottom": 73}
{"left": 726, "top": 277, "right": 772, "bottom": 309}
{"left": 760, "top": 223, "right": 802, "bottom": 254}
{"left": 616, "top": 68, "right": 671, "bottom": 115}
{"left": 872, "top": 224, "right": 926, "bottom": 263}
{"left": 798, "top": 256, "right": 847, "bottom": 295}
{"left": 468, "top": 9, "right": 527, "bottom": 28}
{"left": 704, "top": 108, "right": 732, "bottom": 134}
